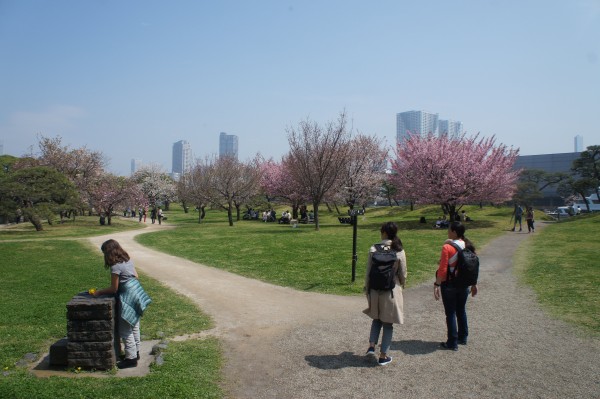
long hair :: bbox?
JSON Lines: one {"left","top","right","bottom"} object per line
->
{"left": 100, "top": 239, "right": 130, "bottom": 268}
{"left": 449, "top": 221, "right": 476, "bottom": 253}
{"left": 381, "top": 222, "right": 403, "bottom": 252}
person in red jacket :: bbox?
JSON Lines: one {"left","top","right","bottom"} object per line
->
{"left": 434, "top": 221, "right": 478, "bottom": 351}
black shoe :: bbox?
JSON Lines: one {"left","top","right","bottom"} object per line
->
{"left": 366, "top": 346, "right": 376, "bottom": 356}
{"left": 440, "top": 342, "right": 458, "bottom": 351}
{"left": 378, "top": 356, "right": 392, "bottom": 366}
{"left": 137, "top": 351, "right": 140, "bottom": 360}
{"left": 458, "top": 340, "right": 467, "bottom": 346}
{"left": 117, "top": 358, "right": 138, "bottom": 369}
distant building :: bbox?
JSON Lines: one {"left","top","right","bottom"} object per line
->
{"left": 574, "top": 135, "right": 583, "bottom": 152}
{"left": 172, "top": 140, "right": 192, "bottom": 179}
{"left": 513, "top": 152, "right": 581, "bottom": 206}
{"left": 219, "top": 132, "right": 238, "bottom": 160}
{"left": 130, "top": 158, "right": 142, "bottom": 175}
{"left": 439, "top": 119, "right": 463, "bottom": 138}
{"left": 396, "top": 111, "right": 439, "bottom": 142}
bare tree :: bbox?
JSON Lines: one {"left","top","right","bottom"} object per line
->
{"left": 286, "top": 111, "right": 352, "bottom": 230}
{"left": 332, "top": 134, "right": 388, "bottom": 210}
{"left": 177, "top": 160, "right": 213, "bottom": 223}
{"left": 191, "top": 156, "right": 263, "bottom": 226}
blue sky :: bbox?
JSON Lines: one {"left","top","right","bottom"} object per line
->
{"left": 1, "top": 0, "right": 599, "bottom": 176}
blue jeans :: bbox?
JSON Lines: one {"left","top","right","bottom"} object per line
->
{"left": 369, "top": 319, "right": 393, "bottom": 354}
{"left": 441, "top": 283, "right": 469, "bottom": 347}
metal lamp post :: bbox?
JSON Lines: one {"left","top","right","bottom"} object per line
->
{"left": 349, "top": 208, "right": 364, "bottom": 282}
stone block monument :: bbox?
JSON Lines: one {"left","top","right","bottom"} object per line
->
{"left": 49, "top": 293, "right": 119, "bottom": 370}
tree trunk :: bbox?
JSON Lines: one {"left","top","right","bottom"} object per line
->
{"left": 227, "top": 203, "right": 234, "bottom": 226}
{"left": 30, "top": 216, "right": 43, "bottom": 231}
{"left": 325, "top": 202, "right": 333, "bottom": 212}
{"left": 313, "top": 202, "right": 320, "bottom": 231}
{"left": 334, "top": 203, "right": 341, "bottom": 215}
{"left": 235, "top": 204, "right": 241, "bottom": 221}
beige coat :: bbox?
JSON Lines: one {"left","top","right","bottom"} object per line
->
{"left": 362, "top": 239, "right": 407, "bottom": 324}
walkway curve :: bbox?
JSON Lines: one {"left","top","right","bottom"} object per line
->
{"left": 88, "top": 223, "right": 599, "bottom": 399}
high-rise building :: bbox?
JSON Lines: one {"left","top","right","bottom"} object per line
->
{"left": 219, "top": 132, "right": 238, "bottom": 160}
{"left": 130, "top": 158, "right": 142, "bottom": 175}
{"left": 439, "top": 119, "right": 463, "bottom": 138}
{"left": 396, "top": 111, "right": 439, "bottom": 142}
{"left": 574, "top": 135, "right": 583, "bottom": 152}
{"left": 172, "top": 140, "right": 192, "bottom": 179}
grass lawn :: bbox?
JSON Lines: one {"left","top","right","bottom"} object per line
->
{"left": 0, "top": 203, "right": 596, "bottom": 399}
{"left": 137, "top": 204, "right": 514, "bottom": 294}
{"left": 516, "top": 213, "right": 600, "bottom": 335}
{"left": 0, "top": 216, "right": 144, "bottom": 241}
{"left": 0, "top": 239, "right": 222, "bottom": 399}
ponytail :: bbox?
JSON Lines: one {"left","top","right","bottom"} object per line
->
{"left": 381, "top": 222, "right": 403, "bottom": 252}
{"left": 450, "top": 221, "right": 476, "bottom": 253}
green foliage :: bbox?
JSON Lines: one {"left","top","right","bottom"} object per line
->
{"left": 518, "top": 213, "right": 600, "bottom": 335}
{"left": 0, "top": 166, "right": 79, "bottom": 230}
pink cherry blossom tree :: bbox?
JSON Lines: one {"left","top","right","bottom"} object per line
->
{"left": 390, "top": 133, "right": 520, "bottom": 221}
{"left": 259, "top": 157, "right": 309, "bottom": 219}
{"left": 88, "top": 174, "right": 143, "bottom": 225}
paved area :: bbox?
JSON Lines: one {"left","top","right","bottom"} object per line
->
{"left": 35, "top": 221, "right": 600, "bottom": 397}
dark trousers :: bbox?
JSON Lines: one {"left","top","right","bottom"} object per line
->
{"left": 441, "top": 283, "right": 470, "bottom": 347}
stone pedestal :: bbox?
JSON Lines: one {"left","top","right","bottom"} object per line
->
{"left": 63, "top": 294, "right": 118, "bottom": 370}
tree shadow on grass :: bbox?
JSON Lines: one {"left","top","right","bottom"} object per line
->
{"left": 305, "top": 351, "right": 378, "bottom": 369}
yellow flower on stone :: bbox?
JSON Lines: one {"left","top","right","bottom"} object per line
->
{"left": 88, "top": 288, "right": 96, "bottom": 295}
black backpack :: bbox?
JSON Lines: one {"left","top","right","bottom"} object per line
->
{"left": 369, "top": 244, "right": 398, "bottom": 291}
{"left": 448, "top": 241, "right": 479, "bottom": 286}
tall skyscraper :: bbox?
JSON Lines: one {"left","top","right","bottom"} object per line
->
{"left": 172, "top": 140, "right": 192, "bottom": 179}
{"left": 396, "top": 111, "right": 439, "bottom": 142}
{"left": 574, "top": 135, "right": 583, "bottom": 152}
{"left": 130, "top": 158, "right": 142, "bottom": 175}
{"left": 219, "top": 132, "right": 238, "bottom": 160}
{"left": 439, "top": 119, "right": 464, "bottom": 138}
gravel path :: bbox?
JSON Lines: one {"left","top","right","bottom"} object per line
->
{"left": 88, "top": 222, "right": 599, "bottom": 399}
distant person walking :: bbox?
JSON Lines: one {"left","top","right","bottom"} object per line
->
{"left": 434, "top": 221, "right": 478, "bottom": 351}
{"left": 512, "top": 204, "right": 523, "bottom": 232}
{"left": 157, "top": 208, "right": 163, "bottom": 225}
{"left": 363, "top": 222, "right": 407, "bottom": 366}
{"left": 150, "top": 208, "right": 156, "bottom": 224}
{"left": 526, "top": 206, "right": 535, "bottom": 233}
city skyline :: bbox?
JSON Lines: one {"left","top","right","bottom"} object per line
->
{"left": 1, "top": 1, "right": 598, "bottom": 175}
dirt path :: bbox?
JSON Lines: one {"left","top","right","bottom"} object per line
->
{"left": 88, "top": 223, "right": 599, "bottom": 399}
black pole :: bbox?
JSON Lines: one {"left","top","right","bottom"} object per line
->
{"left": 351, "top": 212, "right": 358, "bottom": 282}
